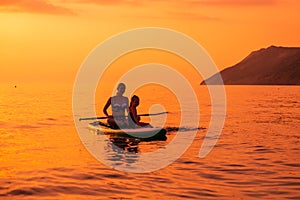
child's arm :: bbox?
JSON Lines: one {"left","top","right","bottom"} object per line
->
{"left": 130, "top": 107, "right": 142, "bottom": 126}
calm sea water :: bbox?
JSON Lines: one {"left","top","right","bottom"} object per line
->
{"left": 0, "top": 84, "right": 299, "bottom": 199}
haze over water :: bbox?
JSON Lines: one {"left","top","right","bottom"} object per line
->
{"left": 0, "top": 84, "right": 299, "bottom": 199}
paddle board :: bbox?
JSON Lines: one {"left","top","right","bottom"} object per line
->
{"left": 88, "top": 121, "right": 167, "bottom": 141}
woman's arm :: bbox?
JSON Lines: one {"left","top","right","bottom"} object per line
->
{"left": 125, "top": 97, "right": 129, "bottom": 114}
{"left": 103, "top": 97, "right": 111, "bottom": 116}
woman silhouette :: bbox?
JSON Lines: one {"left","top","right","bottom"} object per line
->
{"left": 103, "top": 83, "right": 129, "bottom": 129}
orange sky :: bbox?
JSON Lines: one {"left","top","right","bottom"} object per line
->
{"left": 0, "top": 0, "right": 299, "bottom": 84}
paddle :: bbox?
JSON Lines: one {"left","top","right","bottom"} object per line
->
{"left": 79, "top": 111, "right": 168, "bottom": 121}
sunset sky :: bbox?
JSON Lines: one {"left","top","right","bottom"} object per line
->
{"left": 0, "top": 0, "right": 299, "bottom": 84}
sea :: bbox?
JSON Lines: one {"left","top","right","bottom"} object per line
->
{"left": 0, "top": 84, "right": 299, "bottom": 199}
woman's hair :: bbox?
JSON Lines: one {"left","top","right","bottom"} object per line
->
{"left": 130, "top": 95, "right": 139, "bottom": 107}
{"left": 117, "top": 83, "right": 126, "bottom": 89}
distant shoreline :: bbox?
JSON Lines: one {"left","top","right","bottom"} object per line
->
{"left": 201, "top": 46, "right": 300, "bottom": 85}
{"left": 200, "top": 84, "right": 300, "bottom": 86}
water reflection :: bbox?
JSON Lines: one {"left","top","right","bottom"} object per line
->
{"left": 109, "top": 137, "right": 140, "bottom": 153}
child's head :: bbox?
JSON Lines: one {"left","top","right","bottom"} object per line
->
{"left": 130, "top": 95, "right": 140, "bottom": 107}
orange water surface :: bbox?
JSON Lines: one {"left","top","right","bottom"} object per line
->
{"left": 0, "top": 84, "right": 299, "bottom": 199}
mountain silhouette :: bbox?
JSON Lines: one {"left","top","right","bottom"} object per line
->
{"left": 201, "top": 46, "right": 300, "bottom": 85}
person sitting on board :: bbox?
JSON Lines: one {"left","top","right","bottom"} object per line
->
{"left": 128, "top": 95, "right": 152, "bottom": 128}
{"left": 103, "top": 83, "right": 129, "bottom": 129}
